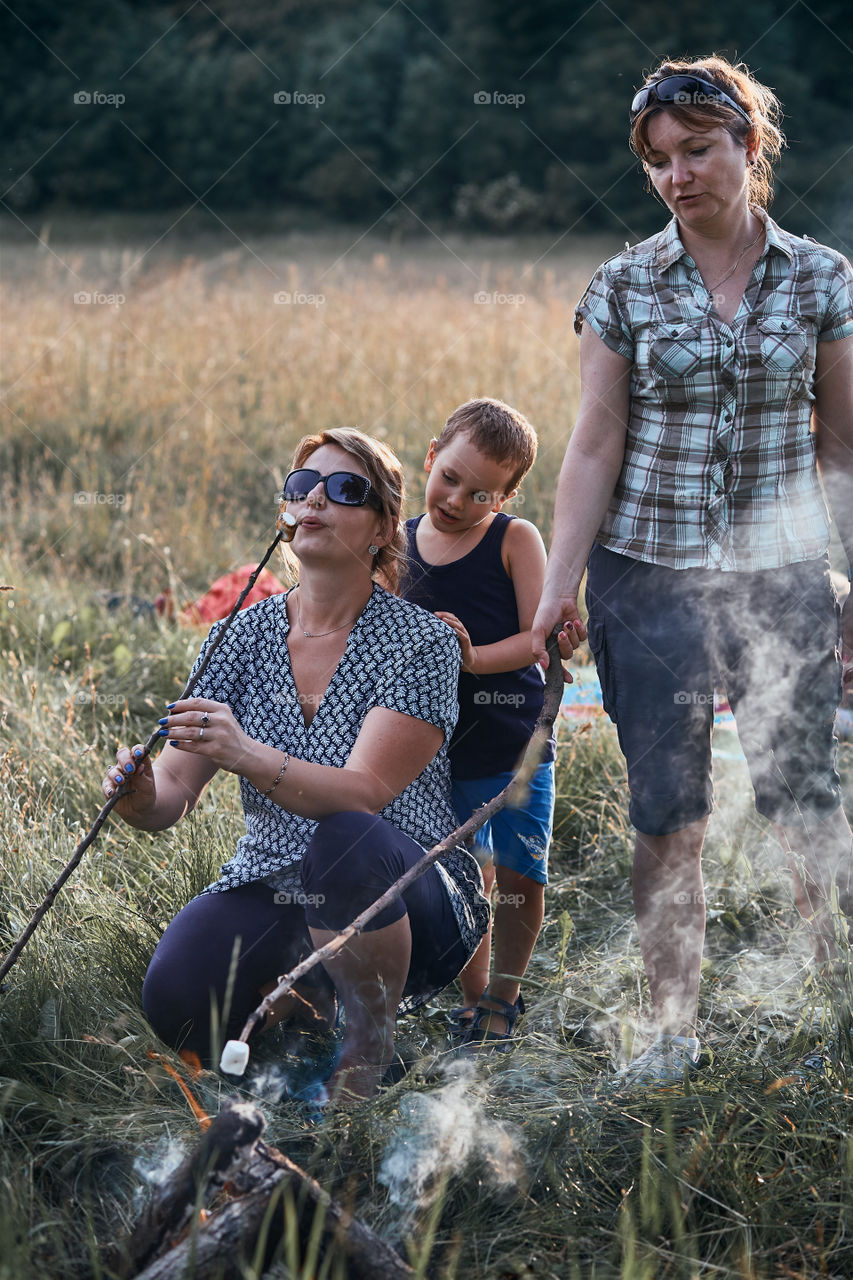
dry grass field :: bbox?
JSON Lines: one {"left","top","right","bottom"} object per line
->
{"left": 1, "top": 221, "right": 852, "bottom": 1279}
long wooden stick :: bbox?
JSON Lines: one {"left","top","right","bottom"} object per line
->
{"left": 233, "top": 632, "right": 565, "bottom": 1047}
{"left": 0, "top": 531, "right": 285, "bottom": 987}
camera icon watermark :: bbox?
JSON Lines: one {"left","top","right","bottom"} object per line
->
{"left": 473, "top": 91, "right": 525, "bottom": 108}
{"left": 473, "top": 290, "right": 525, "bottom": 307}
{"left": 273, "top": 891, "right": 326, "bottom": 906}
{"left": 74, "top": 291, "right": 125, "bottom": 307}
{"left": 73, "top": 491, "right": 127, "bottom": 507}
{"left": 673, "top": 891, "right": 706, "bottom": 905}
{"left": 673, "top": 690, "right": 714, "bottom": 705}
{"left": 273, "top": 90, "right": 325, "bottom": 108}
{"left": 73, "top": 90, "right": 125, "bottom": 108}
{"left": 473, "top": 691, "right": 526, "bottom": 706}
{"left": 273, "top": 290, "right": 325, "bottom": 307}
{"left": 75, "top": 690, "right": 125, "bottom": 705}
{"left": 673, "top": 89, "right": 715, "bottom": 106}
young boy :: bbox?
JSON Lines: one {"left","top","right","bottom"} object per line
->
{"left": 401, "top": 397, "right": 554, "bottom": 1048}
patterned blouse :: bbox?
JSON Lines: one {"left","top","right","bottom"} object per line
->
{"left": 575, "top": 208, "right": 853, "bottom": 572}
{"left": 190, "top": 584, "right": 489, "bottom": 959}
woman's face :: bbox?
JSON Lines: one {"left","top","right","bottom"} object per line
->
{"left": 286, "top": 443, "right": 387, "bottom": 569}
{"left": 643, "top": 112, "right": 756, "bottom": 232}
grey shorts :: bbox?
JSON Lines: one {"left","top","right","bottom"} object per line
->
{"left": 585, "top": 544, "right": 843, "bottom": 837}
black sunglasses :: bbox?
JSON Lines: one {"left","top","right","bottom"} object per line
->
{"left": 282, "top": 468, "right": 381, "bottom": 508}
{"left": 630, "top": 75, "right": 752, "bottom": 127}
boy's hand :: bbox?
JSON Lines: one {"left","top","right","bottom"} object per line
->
{"left": 435, "top": 611, "right": 478, "bottom": 673}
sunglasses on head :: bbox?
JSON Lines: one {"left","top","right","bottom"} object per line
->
{"left": 630, "top": 75, "right": 752, "bottom": 127}
{"left": 281, "top": 468, "right": 381, "bottom": 508}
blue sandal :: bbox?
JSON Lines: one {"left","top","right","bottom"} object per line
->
{"left": 458, "top": 993, "right": 525, "bottom": 1052}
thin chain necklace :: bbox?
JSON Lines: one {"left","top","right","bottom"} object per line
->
{"left": 294, "top": 588, "right": 361, "bottom": 639}
{"left": 706, "top": 223, "right": 764, "bottom": 294}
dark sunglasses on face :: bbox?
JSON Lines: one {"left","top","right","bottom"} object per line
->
{"left": 630, "top": 75, "right": 752, "bottom": 128}
{"left": 282, "top": 468, "right": 381, "bottom": 508}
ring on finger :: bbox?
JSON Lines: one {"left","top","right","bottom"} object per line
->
{"left": 199, "top": 726, "right": 205, "bottom": 740}
{"left": 201, "top": 711, "right": 210, "bottom": 727}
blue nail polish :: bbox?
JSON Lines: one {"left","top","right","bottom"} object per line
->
{"left": 158, "top": 717, "right": 168, "bottom": 726}
{"left": 114, "top": 775, "right": 123, "bottom": 786}
{"left": 124, "top": 762, "right": 134, "bottom": 773}
{"left": 169, "top": 739, "right": 179, "bottom": 746}
{"left": 105, "top": 787, "right": 113, "bottom": 797}
{"left": 158, "top": 728, "right": 168, "bottom": 736}
{"left": 166, "top": 702, "right": 176, "bottom": 710}
{"left": 133, "top": 748, "right": 143, "bottom": 758}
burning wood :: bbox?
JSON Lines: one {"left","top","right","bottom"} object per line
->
{"left": 103, "top": 1100, "right": 412, "bottom": 1279}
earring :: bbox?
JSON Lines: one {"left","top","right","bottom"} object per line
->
{"left": 368, "top": 544, "right": 380, "bottom": 555}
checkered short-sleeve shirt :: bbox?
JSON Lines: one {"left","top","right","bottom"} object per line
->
{"left": 188, "top": 585, "right": 489, "bottom": 956}
{"left": 574, "top": 209, "right": 853, "bottom": 571}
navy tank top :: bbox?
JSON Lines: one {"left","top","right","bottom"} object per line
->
{"left": 403, "top": 512, "right": 555, "bottom": 779}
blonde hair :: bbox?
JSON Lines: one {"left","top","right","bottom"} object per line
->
{"left": 630, "top": 55, "right": 785, "bottom": 208}
{"left": 279, "top": 427, "right": 407, "bottom": 593}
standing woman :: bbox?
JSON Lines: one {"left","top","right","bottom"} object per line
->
{"left": 532, "top": 56, "right": 853, "bottom": 1084}
{"left": 102, "top": 429, "right": 489, "bottom": 1101}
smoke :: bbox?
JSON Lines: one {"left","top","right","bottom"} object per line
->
{"left": 378, "top": 1060, "right": 524, "bottom": 1215}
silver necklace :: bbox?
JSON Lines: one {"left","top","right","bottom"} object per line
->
{"left": 707, "top": 224, "right": 763, "bottom": 294}
{"left": 295, "top": 590, "right": 360, "bottom": 639}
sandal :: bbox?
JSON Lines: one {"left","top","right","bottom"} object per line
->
{"left": 458, "top": 993, "right": 525, "bottom": 1053}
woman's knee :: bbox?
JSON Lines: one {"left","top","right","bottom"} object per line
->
{"left": 302, "top": 811, "right": 408, "bottom": 930}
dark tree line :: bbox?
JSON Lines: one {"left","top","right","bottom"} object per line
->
{"left": 2, "top": 0, "right": 851, "bottom": 245}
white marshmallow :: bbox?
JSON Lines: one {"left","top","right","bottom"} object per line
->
{"left": 219, "top": 1040, "right": 250, "bottom": 1075}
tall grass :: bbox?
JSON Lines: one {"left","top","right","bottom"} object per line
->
{"left": 1, "top": 224, "right": 852, "bottom": 1278}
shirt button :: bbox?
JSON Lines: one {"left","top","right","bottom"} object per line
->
{"left": 724, "top": 413, "right": 732, "bottom": 423}
{"left": 723, "top": 336, "right": 733, "bottom": 345}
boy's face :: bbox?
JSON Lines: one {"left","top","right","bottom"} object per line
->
{"left": 423, "top": 433, "right": 518, "bottom": 534}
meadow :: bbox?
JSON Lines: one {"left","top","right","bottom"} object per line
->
{"left": 1, "top": 219, "right": 852, "bottom": 1279}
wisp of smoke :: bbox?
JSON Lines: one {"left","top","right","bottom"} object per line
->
{"left": 378, "top": 1060, "right": 524, "bottom": 1213}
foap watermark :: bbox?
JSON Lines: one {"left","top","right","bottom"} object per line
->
{"left": 273, "top": 90, "right": 325, "bottom": 108}
{"left": 494, "top": 892, "right": 526, "bottom": 906}
{"left": 273, "top": 290, "right": 325, "bottom": 307}
{"left": 474, "top": 290, "right": 525, "bottom": 307}
{"left": 273, "top": 891, "right": 326, "bottom": 906}
{"left": 473, "top": 691, "right": 526, "bottom": 706}
{"left": 74, "top": 291, "right": 125, "bottom": 307}
{"left": 75, "top": 690, "right": 125, "bottom": 705}
{"left": 473, "top": 91, "right": 525, "bottom": 108}
{"left": 74, "top": 90, "right": 125, "bottom": 108}
{"left": 73, "top": 491, "right": 127, "bottom": 507}
{"left": 673, "top": 690, "right": 714, "bottom": 705}
{"left": 673, "top": 891, "right": 706, "bottom": 905}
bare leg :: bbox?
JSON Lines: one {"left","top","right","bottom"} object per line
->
{"left": 476, "top": 867, "right": 545, "bottom": 1035}
{"left": 458, "top": 860, "right": 495, "bottom": 1008}
{"left": 632, "top": 818, "right": 709, "bottom": 1038}
{"left": 308, "top": 916, "right": 411, "bottom": 1102}
{"left": 257, "top": 981, "right": 337, "bottom": 1033}
{"left": 772, "top": 805, "right": 853, "bottom": 964}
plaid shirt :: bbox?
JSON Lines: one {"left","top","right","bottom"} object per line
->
{"left": 575, "top": 209, "right": 853, "bottom": 571}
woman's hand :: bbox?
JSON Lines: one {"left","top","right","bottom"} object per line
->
{"left": 434, "top": 611, "right": 478, "bottom": 672}
{"left": 102, "top": 745, "right": 157, "bottom": 820}
{"left": 158, "top": 697, "right": 258, "bottom": 776}
{"left": 841, "top": 591, "right": 853, "bottom": 707}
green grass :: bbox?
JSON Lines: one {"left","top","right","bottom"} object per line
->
{"left": 2, "top": 227, "right": 853, "bottom": 1278}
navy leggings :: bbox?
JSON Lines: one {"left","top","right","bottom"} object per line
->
{"left": 142, "top": 811, "right": 469, "bottom": 1060}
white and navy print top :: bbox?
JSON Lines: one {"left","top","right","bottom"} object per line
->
{"left": 190, "top": 583, "right": 489, "bottom": 955}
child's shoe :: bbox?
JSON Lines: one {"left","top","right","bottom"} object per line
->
{"left": 613, "top": 1035, "right": 701, "bottom": 1088}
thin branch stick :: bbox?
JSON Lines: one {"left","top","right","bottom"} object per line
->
{"left": 235, "top": 632, "right": 565, "bottom": 1045}
{"left": 0, "top": 532, "right": 285, "bottom": 987}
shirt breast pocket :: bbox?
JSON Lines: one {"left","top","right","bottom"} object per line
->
{"left": 648, "top": 324, "right": 702, "bottom": 379}
{"left": 757, "top": 315, "right": 809, "bottom": 373}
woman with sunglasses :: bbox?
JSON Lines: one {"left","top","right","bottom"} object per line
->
{"left": 532, "top": 55, "right": 853, "bottom": 1085}
{"left": 101, "top": 428, "right": 488, "bottom": 1102}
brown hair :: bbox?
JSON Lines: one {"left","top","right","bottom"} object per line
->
{"left": 279, "top": 427, "right": 407, "bottom": 593}
{"left": 630, "top": 55, "right": 785, "bottom": 209}
{"left": 434, "top": 397, "right": 538, "bottom": 490}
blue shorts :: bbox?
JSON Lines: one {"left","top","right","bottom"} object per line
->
{"left": 452, "top": 761, "right": 554, "bottom": 885}
{"left": 585, "top": 544, "right": 842, "bottom": 837}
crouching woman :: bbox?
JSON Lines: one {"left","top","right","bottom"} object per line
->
{"left": 101, "top": 429, "right": 489, "bottom": 1101}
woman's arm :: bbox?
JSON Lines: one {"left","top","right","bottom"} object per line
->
{"left": 132, "top": 697, "right": 444, "bottom": 821}
{"left": 531, "top": 326, "right": 632, "bottom": 664}
{"left": 814, "top": 332, "right": 853, "bottom": 662}
{"left": 102, "top": 743, "right": 219, "bottom": 831}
